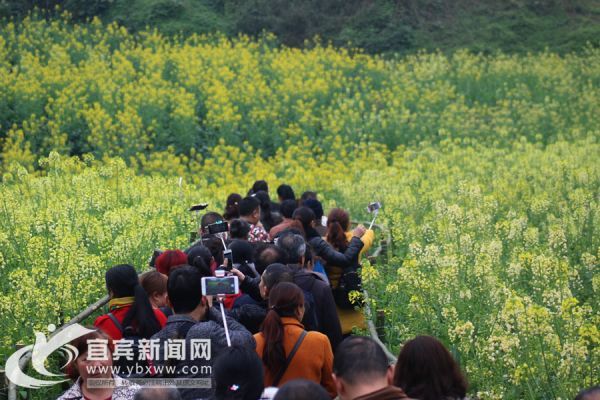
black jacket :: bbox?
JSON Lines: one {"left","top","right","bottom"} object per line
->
{"left": 289, "top": 264, "right": 343, "bottom": 351}
{"left": 227, "top": 303, "right": 267, "bottom": 334}
{"left": 239, "top": 275, "right": 263, "bottom": 302}
{"left": 308, "top": 235, "right": 364, "bottom": 270}
{"left": 238, "top": 265, "right": 342, "bottom": 350}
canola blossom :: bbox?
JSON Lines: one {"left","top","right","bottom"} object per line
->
{"left": 1, "top": 140, "right": 598, "bottom": 399}
{"left": 0, "top": 13, "right": 599, "bottom": 168}
{"left": 0, "top": 13, "right": 598, "bottom": 400}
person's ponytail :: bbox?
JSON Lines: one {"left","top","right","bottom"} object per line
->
{"left": 327, "top": 221, "right": 348, "bottom": 250}
{"left": 123, "top": 283, "right": 161, "bottom": 338}
{"left": 261, "top": 308, "right": 285, "bottom": 374}
{"left": 224, "top": 193, "right": 242, "bottom": 221}
{"left": 326, "top": 208, "right": 350, "bottom": 250}
{"left": 187, "top": 245, "right": 213, "bottom": 278}
{"left": 107, "top": 264, "right": 161, "bottom": 338}
{"left": 292, "top": 207, "right": 318, "bottom": 239}
{"left": 260, "top": 282, "right": 305, "bottom": 381}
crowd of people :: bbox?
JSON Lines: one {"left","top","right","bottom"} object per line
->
{"left": 57, "top": 180, "right": 598, "bottom": 400}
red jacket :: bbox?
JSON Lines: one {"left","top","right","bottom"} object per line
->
{"left": 94, "top": 305, "right": 167, "bottom": 340}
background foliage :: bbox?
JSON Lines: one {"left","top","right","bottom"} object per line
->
{"left": 0, "top": 0, "right": 598, "bottom": 54}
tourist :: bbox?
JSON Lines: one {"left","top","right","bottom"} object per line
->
{"left": 229, "top": 218, "right": 252, "bottom": 240}
{"left": 186, "top": 244, "right": 215, "bottom": 276}
{"left": 154, "top": 249, "right": 189, "bottom": 276}
{"left": 95, "top": 264, "right": 166, "bottom": 340}
{"left": 223, "top": 193, "right": 242, "bottom": 221}
{"left": 254, "top": 190, "right": 282, "bottom": 232}
{"left": 333, "top": 336, "right": 406, "bottom": 400}
{"left": 254, "top": 282, "right": 336, "bottom": 397}
{"left": 140, "top": 270, "right": 171, "bottom": 317}
{"left": 249, "top": 180, "right": 280, "bottom": 212}
{"left": 277, "top": 232, "right": 342, "bottom": 349}
{"left": 276, "top": 184, "right": 296, "bottom": 203}
{"left": 393, "top": 335, "right": 468, "bottom": 400}
{"left": 58, "top": 329, "right": 140, "bottom": 400}
{"left": 239, "top": 196, "right": 270, "bottom": 242}
{"left": 324, "top": 208, "right": 374, "bottom": 333}
{"left": 253, "top": 243, "right": 287, "bottom": 276}
{"left": 269, "top": 199, "right": 302, "bottom": 240}
{"left": 273, "top": 379, "right": 330, "bottom": 400}
{"left": 292, "top": 207, "right": 366, "bottom": 276}
{"left": 211, "top": 345, "right": 265, "bottom": 400}
{"left": 151, "top": 266, "right": 255, "bottom": 400}
{"left": 302, "top": 198, "right": 326, "bottom": 236}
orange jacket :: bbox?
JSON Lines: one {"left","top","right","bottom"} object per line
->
{"left": 254, "top": 317, "right": 336, "bottom": 398}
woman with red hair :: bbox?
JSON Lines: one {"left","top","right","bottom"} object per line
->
{"left": 154, "top": 249, "right": 188, "bottom": 275}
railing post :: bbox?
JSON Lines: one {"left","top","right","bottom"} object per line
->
{"left": 1, "top": 368, "right": 6, "bottom": 400}
{"left": 376, "top": 309, "right": 386, "bottom": 343}
{"left": 380, "top": 239, "right": 387, "bottom": 262}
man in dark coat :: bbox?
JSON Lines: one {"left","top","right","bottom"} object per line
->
{"left": 151, "top": 267, "right": 255, "bottom": 400}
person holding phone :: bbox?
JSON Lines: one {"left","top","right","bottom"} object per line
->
{"left": 239, "top": 196, "right": 270, "bottom": 242}
{"left": 151, "top": 266, "right": 255, "bottom": 400}
{"left": 324, "top": 208, "right": 375, "bottom": 335}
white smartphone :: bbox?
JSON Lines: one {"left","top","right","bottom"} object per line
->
{"left": 201, "top": 276, "right": 239, "bottom": 296}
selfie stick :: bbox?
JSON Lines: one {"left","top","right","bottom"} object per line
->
{"left": 216, "top": 232, "right": 227, "bottom": 251}
{"left": 368, "top": 209, "right": 379, "bottom": 230}
{"left": 189, "top": 203, "right": 209, "bottom": 236}
{"left": 219, "top": 300, "right": 232, "bottom": 347}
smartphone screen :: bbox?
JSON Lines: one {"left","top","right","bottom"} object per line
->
{"left": 201, "top": 276, "right": 239, "bottom": 296}
{"left": 223, "top": 249, "right": 233, "bottom": 270}
{"left": 208, "top": 221, "right": 229, "bottom": 235}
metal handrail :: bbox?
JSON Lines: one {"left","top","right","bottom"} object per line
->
{"left": 6, "top": 221, "right": 397, "bottom": 398}
{"left": 7, "top": 294, "right": 111, "bottom": 400}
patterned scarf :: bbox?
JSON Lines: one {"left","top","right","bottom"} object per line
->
{"left": 108, "top": 297, "right": 134, "bottom": 312}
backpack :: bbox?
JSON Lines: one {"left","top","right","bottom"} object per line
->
{"left": 333, "top": 267, "right": 365, "bottom": 310}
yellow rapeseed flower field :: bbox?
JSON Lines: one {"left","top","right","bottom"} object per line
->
{"left": 0, "top": 13, "right": 598, "bottom": 167}
{"left": 0, "top": 12, "right": 598, "bottom": 400}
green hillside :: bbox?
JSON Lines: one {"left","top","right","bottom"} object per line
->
{"left": 1, "top": 0, "right": 598, "bottom": 54}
